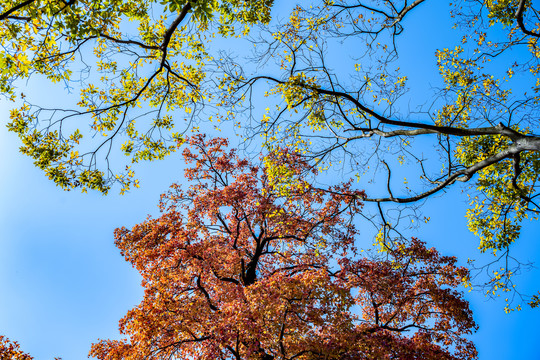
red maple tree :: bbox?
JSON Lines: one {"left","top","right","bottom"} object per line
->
{"left": 90, "top": 136, "right": 477, "bottom": 360}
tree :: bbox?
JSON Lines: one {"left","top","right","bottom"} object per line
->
{"left": 1, "top": 0, "right": 540, "bottom": 303}
{"left": 88, "top": 135, "right": 477, "bottom": 360}
{"left": 217, "top": 0, "right": 540, "bottom": 306}
{"left": 1, "top": 0, "right": 273, "bottom": 193}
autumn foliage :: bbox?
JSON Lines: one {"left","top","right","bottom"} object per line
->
{"left": 89, "top": 136, "right": 477, "bottom": 360}
{"left": 0, "top": 336, "right": 33, "bottom": 360}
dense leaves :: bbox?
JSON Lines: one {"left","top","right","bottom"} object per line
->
{"left": 89, "top": 136, "right": 477, "bottom": 360}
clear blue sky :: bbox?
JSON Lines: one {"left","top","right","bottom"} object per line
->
{"left": 1, "top": 1, "right": 540, "bottom": 359}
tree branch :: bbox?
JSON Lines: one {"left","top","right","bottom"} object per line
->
{"left": 365, "top": 137, "right": 540, "bottom": 203}
{"left": 515, "top": 0, "right": 540, "bottom": 38}
{"left": 0, "top": 0, "right": 35, "bottom": 21}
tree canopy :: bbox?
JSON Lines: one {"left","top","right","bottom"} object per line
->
{"left": 218, "top": 0, "right": 540, "bottom": 306}
{"left": 1, "top": 0, "right": 273, "bottom": 193}
{"left": 2, "top": 1, "right": 540, "bottom": 283}
{"left": 89, "top": 136, "right": 477, "bottom": 360}
{"left": 1, "top": 0, "right": 540, "bottom": 356}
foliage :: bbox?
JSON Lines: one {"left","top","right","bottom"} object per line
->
{"left": 3, "top": 1, "right": 540, "bottom": 357}
{"left": 0, "top": 336, "right": 34, "bottom": 360}
{"left": 1, "top": 0, "right": 273, "bottom": 193}
{"left": 0, "top": 335, "right": 61, "bottom": 360}
{"left": 1, "top": 0, "right": 540, "bottom": 308}
{"left": 214, "top": 0, "right": 540, "bottom": 306}
{"left": 88, "top": 136, "right": 477, "bottom": 360}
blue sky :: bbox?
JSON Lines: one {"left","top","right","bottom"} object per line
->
{"left": 1, "top": 1, "right": 540, "bottom": 359}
